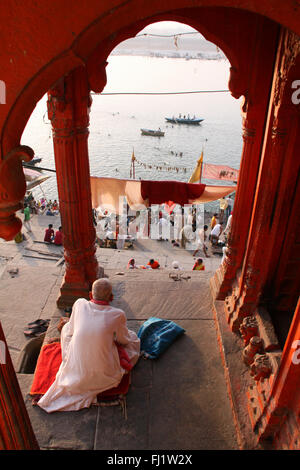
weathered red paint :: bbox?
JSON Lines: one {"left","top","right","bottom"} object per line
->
{"left": 0, "top": 323, "right": 39, "bottom": 449}
{"left": 222, "top": 28, "right": 300, "bottom": 331}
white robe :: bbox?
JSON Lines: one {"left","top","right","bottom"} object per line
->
{"left": 37, "top": 299, "right": 140, "bottom": 413}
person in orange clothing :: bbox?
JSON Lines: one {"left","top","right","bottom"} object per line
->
{"left": 210, "top": 213, "right": 218, "bottom": 230}
{"left": 192, "top": 258, "right": 205, "bottom": 271}
{"left": 147, "top": 259, "right": 160, "bottom": 269}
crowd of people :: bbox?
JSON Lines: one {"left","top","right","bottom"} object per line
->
{"left": 27, "top": 196, "right": 234, "bottom": 415}
{"left": 179, "top": 195, "right": 234, "bottom": 259}
{"left": 44, "top": 224, "right": 63, "bottom": 245}
{"left": 21, "top": 191, "right": 234, "bottom": 262}
{"left": 16, "top": 194, "right": 62, "bottom": 244}
{"left": 126, "top": 257, "right": 205, "bottom": 271}
{"left": 24, "top": 192, "right": 60, "bottom": 216}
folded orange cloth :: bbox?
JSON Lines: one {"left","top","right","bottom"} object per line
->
{"left": 30, "top": 342, "right": 62, "bottom": 396}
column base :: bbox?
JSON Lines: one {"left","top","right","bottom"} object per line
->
{"left": 56, "top": 266, "right": 106, "bottom": 309}
{"left": 56, "top": 281, "right": 90, "bottom": 309}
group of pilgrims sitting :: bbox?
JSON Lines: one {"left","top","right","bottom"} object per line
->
{"left": 127, "top": 257, "right": 205, "bottom": 271}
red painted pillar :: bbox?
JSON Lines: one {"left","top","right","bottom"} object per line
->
{"left": 0, "top": 322, "right": 39, "bottom": 450}
{"left": 211, "top": 20, "right": 280, "bottom": 305}
{"left": 47, "top": 66, "right": 99, "bottom": 308}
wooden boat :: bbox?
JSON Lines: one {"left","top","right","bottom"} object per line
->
{"left": 165, "top": 116, "right": 204, "bottom": 125}
{"left": 141, "top": 128, "right": 165, "bottom": 137}
{"left": 22, "top": 157, "right": 42, "bottom": 167}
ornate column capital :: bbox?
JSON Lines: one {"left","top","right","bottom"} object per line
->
{"left": 0, "top": 145, "right": 34, "bottom": 240}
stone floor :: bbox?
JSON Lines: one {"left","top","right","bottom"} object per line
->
{"left": 0, "top": 210, "right": 241, "bottom": 450}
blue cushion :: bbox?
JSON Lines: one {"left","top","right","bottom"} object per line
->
{"left": 137, "top": 317, "right": 185, "bottom": 359}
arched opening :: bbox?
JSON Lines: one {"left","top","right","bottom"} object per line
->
{"left": 21, "top": 20, "right": 242, "bottom": 274}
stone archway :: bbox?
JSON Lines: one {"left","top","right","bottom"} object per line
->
{"left": 1, "top": 0, "right": 299, "bottom": 450}
{"left": 0, "top": 4, "right": 280, "bottom": 306}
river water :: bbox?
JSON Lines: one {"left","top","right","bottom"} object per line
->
{"left": 21, "top": 54, "right": 243, "bottom": 212}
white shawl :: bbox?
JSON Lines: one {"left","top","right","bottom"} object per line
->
{"left": 37, "top": 299, "right": 140, "bottom": 412}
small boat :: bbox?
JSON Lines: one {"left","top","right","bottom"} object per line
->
{"left": 165, "top": 116, "right": 204, "bottom": 125}
{"left": 141, "top": 128, "right": 165, "bottom": 137}
{"left": 22, "top": 157, "right": 42, "bottom": 167}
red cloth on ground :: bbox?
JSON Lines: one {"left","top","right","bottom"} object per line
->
{"left": 141, "top": 180, "right": 206, "bottom": 206}
{"left": 30, "top": 341, "right": 132, "bottom": 397}
{"left": 54, "top": 230, "right": 62, "bottom": 245}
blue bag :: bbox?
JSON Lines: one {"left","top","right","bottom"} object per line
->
{"left": 137, "top": 317, "right": 185, "bottom": 359}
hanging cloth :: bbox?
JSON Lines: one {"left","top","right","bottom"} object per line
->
{"left": 90, "top": 176, "right": 236, "bottom": 214}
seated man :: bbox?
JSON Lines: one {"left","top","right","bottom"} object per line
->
{"left": 37, "top": 278, "right": 140, "bottom": 413}
{"left": 147, "top": 259, "right": 160, "bottom": 269}
{"left": 54, "top": 226, "right": 63, "bottom": 246}
{"left": 44, "top": 224, "right": 54, "bottom": 243}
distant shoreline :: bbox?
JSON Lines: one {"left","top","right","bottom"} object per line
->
{"left": 110, "top": 35, "right": 226, "bottom": 61}
{"left": 111, "top": 50, "right": 227, "bottom": 61}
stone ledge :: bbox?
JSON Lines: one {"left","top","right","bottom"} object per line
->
{"left": 211, "top": 299, "right": 263, "bottom": 449}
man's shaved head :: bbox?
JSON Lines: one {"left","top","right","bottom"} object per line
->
{"left": 92, "top": 278, "right": 112, "bottom": 301}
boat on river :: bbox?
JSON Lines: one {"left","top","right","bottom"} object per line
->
{"left": 165, "top": 115, "right": 204, "bottom": 125}
{"left": 141, "top": 128, "right": 165, "bottom": 137}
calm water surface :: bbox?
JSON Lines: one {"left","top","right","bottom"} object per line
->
{"left": 21, "top": 55, "right": 243, "bottom": 210}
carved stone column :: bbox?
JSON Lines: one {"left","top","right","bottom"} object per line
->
{"left": 211, "top": 21, "right": 280, "bottom": 305}
{"left": 48, "top": 66, "right": 99, "bottom": 308}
